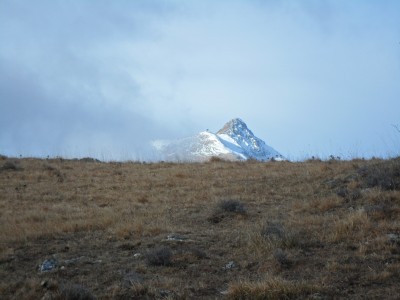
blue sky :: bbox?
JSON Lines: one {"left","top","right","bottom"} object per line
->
{"left": 1, "top": 0, "right": 399, "bottom": 160}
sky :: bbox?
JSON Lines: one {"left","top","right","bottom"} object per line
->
{"left": 1, "top": 0, "right": 400, "bottom": 160}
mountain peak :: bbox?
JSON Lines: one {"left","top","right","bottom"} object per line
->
{"left": 153, "top": 118, "right": 284, "bottom": 162}
{"left": 217, "top": 118, "right": 253, "bottom": 137}
{"left": 216, "top": 118, "right": 283, "bottom": 161}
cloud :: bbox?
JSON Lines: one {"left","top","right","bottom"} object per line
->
{"left": 1, "top": 0, "right": 399, "bottom": 159}
{"left": 0, "top": 0, "right": 189, "bottom": 159}
{"left": 0, "top": 58, "right": 168, "bottom": 159}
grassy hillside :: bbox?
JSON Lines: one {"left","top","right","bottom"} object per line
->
{"left": 0, "top": 156, "right": 399, "bottom": 299}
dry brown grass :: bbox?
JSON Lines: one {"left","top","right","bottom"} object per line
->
{"left": 0, "top": 157, "right": 399, "bottom": 299}
{"left": 226, "top": 276, "right": 320, "bottom": 299}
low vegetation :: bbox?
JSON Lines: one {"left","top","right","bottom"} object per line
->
{"left": 0, "top": 156, "right": 399, "bottom": 299}
{"left": 146, "top": 247, "right": 172, "bottom": 266}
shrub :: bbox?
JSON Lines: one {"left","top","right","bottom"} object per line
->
{"left": 358, "top": 159, "right": 400, "bottom": 190}
{"left": 189, "top": 247, "right": 208, "bottom": 259}
{"left": 146, "top": 247, "right": 172, "bottom": 266}
{"left": 273, "top": 248, "right": 291, "bottom": 268}
{"left": 261, "top": 222, "right": 285, "bottom": 241}
{"left": 306, "top": 156, "right": 322, "bottom": 162}
{"left": 260, "top": 222, "right": 309, "bottom": 250}
{"left": 209, "top": 200, "right": 247, "bottom": 223}
{"left": 209, "top": 156, "right": 226, "bottom": 162}
{"left": 59, "top": 283, "right": 95, "bottom": 300}
{"left": 329, "top": 155, "right": 341, "bottom": 161}
{"left": 218, "top": 199, "right": 246, "bottom": 214}
{"left": 79, "top": 157, "right": 101, "bottom": 163}
{"left": 130, "top": 283, "right": 152, "bottom": 298}
{"left": 245, "top": 158, "right": 258, "bottom": 163}
{"left": 1, "top": 160, "right": 19, "bottom": 171}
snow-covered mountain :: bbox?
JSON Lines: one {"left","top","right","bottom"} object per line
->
{"left": 152, "top": 118, "right": 284, "bottom": 162}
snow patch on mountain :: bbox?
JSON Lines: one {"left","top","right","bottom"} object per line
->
{"left": 217, "top": 118, "right": 283, "bottom": 161}
{"left": 152, "top": 118, "right": 284, "bottom": 162}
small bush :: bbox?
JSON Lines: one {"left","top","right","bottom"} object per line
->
{"left": 261, "top": 223, "right": 285, "bottom": 241}
{"left": 306, "top": 156, "right": 322, "bottom": 162}
{"left": 59, "top": 283, "right": 95, "bottom": 300}
{"left": 1, "top": 160, "right": 19, "bottom": 171}
{"left": 79, "top": 157, "right": 101, "bottom": 163}
{"left": 273, "top": 248, "right": 292, "bottom": 268}
{"left": 130, "top": 283, "right": 152, "bottom": 297}
{"left": 336, "top": 187, "right": 348, "bottom": 198}
{"left": 189, "top": 247, "right": 208, "bottom": 259}
{"left": 245, "top": 158, "right": 258, "bottom": 163}
{"left": 209, "top": 156, "right": 226, "bottom": 162}
{"left": 209, "top": 200, "right": 247, "bottom": 223}
{"left": 146, "top": 247, "right": 172, "bottom": 266}
{"left": 329, "top": 155, "right": 341, "bottom": 161}
{"left": 218, "top": 199, "right": 246, "bottom": 214}
{"left": 358, "top": 159, "right": 400, "bottom": 190}
{"left": 260, "top": 223, "right": 310, "bottom": 250}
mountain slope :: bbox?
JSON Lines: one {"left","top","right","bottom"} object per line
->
{"left": 153, "top": 118, "right": 284, "bottom": 162}
{"left": 217, "top": 118, "right": 283, "bottom": 161}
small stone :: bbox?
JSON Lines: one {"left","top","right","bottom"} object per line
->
{"left": 166, "top": 234, "right": 187, "bottom": 242}
{"left": 40, "top": 279, "right": 58, "bottom": 290}
{"left": 160, "top": 290, "right": 170, "bottom": 297}
{"left": 133, "top": 253, "right": 141, "bottom": 259}
{"left": 41, "top": 280, "right": 48, "bottom": 287}
{"left": 387, "top": 233, "right": 400, "bottom": 244}
{"left": 223, "top": 261, "right": 236, "bottom": 270}
{"left": 39, "top": 258, "right": 58, "bottom": 272}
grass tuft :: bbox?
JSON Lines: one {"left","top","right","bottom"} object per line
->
{"left": 226, "top": 277, "right": 319, "bottom": 300}
{"left": 209, "top": 199, "right": 247, "bottom": 223}
{"left": 146, "top": 247, "right": 172, "bottom": 266}
{"left": 218, "top": 199, "right": 246, "bottom": 214}
{"left": 273, "top": 248, "right": 291, "bottom": 268}
{"left": 59, "top": 282, "right": 96, "bottom": 300}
